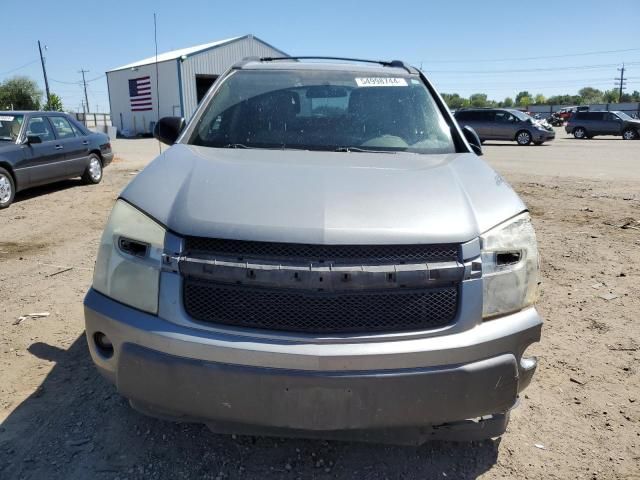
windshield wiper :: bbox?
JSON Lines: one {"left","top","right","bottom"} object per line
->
{"left": 221, "top": 143, "right": 298, "bottom": 150}
{"left": 334, "top": 146, "right": 397, "bottom": 153}
{"left": 222, "top": 143, "right": 254, "bottom": 149}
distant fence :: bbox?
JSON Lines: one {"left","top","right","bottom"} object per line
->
{"left": 71, "top": 112, "right": 112, "bottom": 129}
{"left": 527, "top": 102, "right": 640, "bottom": 118}
{"left": 71, "top": 112, "right": 116, "bottom": 137}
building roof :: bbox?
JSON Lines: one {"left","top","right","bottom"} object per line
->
{"left": 107, "top": 34, "right": 285, "bottom": 72}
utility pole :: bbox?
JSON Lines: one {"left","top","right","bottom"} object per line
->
{"left": 79, "top": 69, "right": 90, "bottom": 114}
{"left": 37, "top": 41, "right": 51, "bottom": 106}
{"left": 615, "top": 64, "right": 627, "bottom": 102}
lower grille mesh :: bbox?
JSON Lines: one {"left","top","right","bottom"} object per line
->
{"left": 183, "top": 279, "right": 458, "bottom": 334}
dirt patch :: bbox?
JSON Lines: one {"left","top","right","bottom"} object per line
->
{"left": 0, "top": 241, "right": 50, "bottom": 259}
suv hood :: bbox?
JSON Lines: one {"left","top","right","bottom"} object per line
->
{"left": 121, "top": 144, "right": 526, "bottom": 244}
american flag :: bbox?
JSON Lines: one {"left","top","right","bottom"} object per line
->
{"left": 129, "top": 76, "right": 152, "bottom": 111}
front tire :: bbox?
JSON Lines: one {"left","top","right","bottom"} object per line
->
{"left": 82, "top": 154, "right": 103, "bottom": 184}
{"left": 573, "top": 127, "right": 587, "bottom": 139}
{"left": 0, "top": 167, "right": 15, "bottom": 209}
{"left": 516, "top": 130, "right": 532, "bottom": 145}
{"left": 622, "top": 128, "right": 638, "bottom": 140}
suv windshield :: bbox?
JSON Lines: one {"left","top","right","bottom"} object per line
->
{"left": 189, "top": 69, "right": 455, "bottom": 154}
{"left": 509, "top": 110, "right": 531, "bottom": 122}
{"left": 0, "top": 114, "right": 24, "bottom": 142}
{"left": 614, "top": 111, "right": 633, "bottom": 121}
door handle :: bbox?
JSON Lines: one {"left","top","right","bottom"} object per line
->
{"left": 55, "top": 145, "right": 64, "bottom": 150}
{"left": 82, "top": 141, "right": 89, "bottom": 145}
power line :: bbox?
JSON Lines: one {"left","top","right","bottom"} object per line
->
{"left": 86, "top": 74, "right": 105, "bottom": 82}
{"left": 417, "top": 47, "right": 640, "bottom": 64}
{"left": 428, "top": 61, "right": 640, "bottom": 75}
{"left": 435, "top": 76, "right": 636, "bottom": 87}
{"left": 0, "top": 59, "right": 39, "bottom": 76}
{"left": 50, "top": 78, "right": 81, "bottom": 85}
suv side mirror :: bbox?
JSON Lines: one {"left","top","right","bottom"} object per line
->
{"left": 154, "top": 116, "right": 185, "bottom": 145}
{"left": 25, "top": 135, "right": 42, "bottom": 144}
{"left": 461, "top": 125, "right": 483, "bottom": 156}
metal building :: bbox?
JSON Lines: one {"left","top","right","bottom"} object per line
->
{"left": 106, "top": 34, "right": 287, "bottom": 136}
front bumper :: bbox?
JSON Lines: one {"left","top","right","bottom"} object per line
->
{"left": 84, "top": 288, "right": 541, "bottom": 439}
{"left": 102, "top": 152, "right": 114, "bottom": 167}
{"left": 534, "top": 129, "right": 555, "bottom": 142}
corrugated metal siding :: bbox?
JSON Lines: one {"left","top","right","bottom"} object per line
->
{"left": 180, "top": 36, "right": 284, "bottom": 119}
{"left": 106, "top": 60, "right": 180, "bottom": 135}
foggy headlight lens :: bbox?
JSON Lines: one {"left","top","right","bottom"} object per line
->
{"left": 92, "top": 200, "right": 165, "bottom": 314}
{"left": 481, "top": 212, "right": 539, "bottom": 319}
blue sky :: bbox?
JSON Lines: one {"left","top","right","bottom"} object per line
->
{"left": 2, "top": 0, "right": 639, "bottom": 112}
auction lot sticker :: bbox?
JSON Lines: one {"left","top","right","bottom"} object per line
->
{"left": 0, "top": 116, "right": 15, "bottom": 121}
{"left": 355, "top": 77, "right": 408, "bottom": 87}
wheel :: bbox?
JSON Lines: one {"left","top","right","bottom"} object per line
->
{"left": 533, "top": 141, "right": 544, "bottom": 146}
{"left": 0, "top": 167, "right": 15, "bottom": 209}
{"left": 573, "top": 127, "right": 587, "bottom": 139}
{"left": 622, "top": 128, "right": 638, "bottom": 140}
{"left": 516, "top": 130, "right": 532, "bottom": 145}
{"left": 82, "top": 154, "right": 103, "bottom": 184}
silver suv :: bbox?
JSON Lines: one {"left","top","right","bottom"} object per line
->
{"left": 455, "top": 108, "right": 556, "bottom": 145}
{"left": 84, "top": 57, "right": 542, "bottom": 444}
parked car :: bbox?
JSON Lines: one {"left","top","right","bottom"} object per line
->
{"left": 0, "top": 111, "right": 113, "bottom": 208}
{"left": 454, "top": 108, "right": 555, "bottom": 145}
{"left": 565, "top": 110, "right": 640, "bottom": 139}
{"left": 84, "top": 57, "right": 542, "bottom": 444}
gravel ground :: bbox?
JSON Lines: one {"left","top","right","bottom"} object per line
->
{"left": 0, "top": 131, "right": 639, "bottom": 479}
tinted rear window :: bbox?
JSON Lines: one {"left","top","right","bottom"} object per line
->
{"left": 456, "top": 110, "right": 494, "bottom": 122}
{"left": 575, "top": 112, "right": 605, "bottom": 120}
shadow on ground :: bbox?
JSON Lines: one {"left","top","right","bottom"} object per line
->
{"left": 0, "top": 336, "right": 500, "bottom": 479}
{"left": 13, "top": 179, "right": 84, "bottom": 204}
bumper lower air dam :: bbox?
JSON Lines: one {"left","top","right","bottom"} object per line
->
{"left": 83, "top": 288, "right": 541, "bottom": 443}
{"left": 118, "top": 343, "right": 518, "bottom": 430}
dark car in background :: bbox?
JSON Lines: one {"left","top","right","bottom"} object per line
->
{"left": 454, "top": 108, "right": 555, "bottom": 145}
{"left": 0, "top": 111, "right": 113, "bottom": 208}
{"left": 565, "top": 111, "right": 640, "bottom": 140}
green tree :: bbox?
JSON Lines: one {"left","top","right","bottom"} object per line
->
{"left": 534, "top": 93, "right": 546, "bottom": 104}
{"left": 603, "top": 89, "right": 621, "bottom": 103}
{"left": 43, "top": 93, "right": 64, "bottom": 111}
{"left": 502, "top": 97, "right": 514, "bottom": 107}
{"left": 515, "top": 91, "right": 531, "bottom": 105}
{"left": 0, "top": 76, "right": 42, "bottom": 110}
{"left": 578, "top": 87, "right": 604, "bottom": 104}
{"left": 517, "top": 95, "right": 532, "bottom": 106}
{"left": 441, "top": 93, "right": 469, "bottom": 109}
{"left": 469, "top": 93, "right": 488, "bottom": 107}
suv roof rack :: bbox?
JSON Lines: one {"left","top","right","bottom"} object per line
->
{"left": 247, "top": 56, "right": 415, "bottom": 74}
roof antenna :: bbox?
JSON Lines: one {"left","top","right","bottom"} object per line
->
{"left": 154, "top": 13, "right": 161, "bottom": 155}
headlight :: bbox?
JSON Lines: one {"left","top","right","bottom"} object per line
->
{"left": 92, "top": 200, "right": 166, "bottom": 313}
{"left": 481, "top": 212, "right": 539, "bottom": 319}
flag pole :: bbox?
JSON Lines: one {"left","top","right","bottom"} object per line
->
{"left": 154, "top": 13, "right": 161, "bottom": 154}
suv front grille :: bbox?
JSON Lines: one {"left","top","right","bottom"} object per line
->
{"left": 183, "top": 278, "right": 458, "bottom": 334}
{"left": 183, "top": 237, "right": 459, "bottom": 264}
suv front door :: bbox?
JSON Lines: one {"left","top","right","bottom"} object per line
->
{"left": 492, "top": 111, "right": 520, "bottom": 140}
{"left": 604, "top": 112, "right": 623, "bottom": 135}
